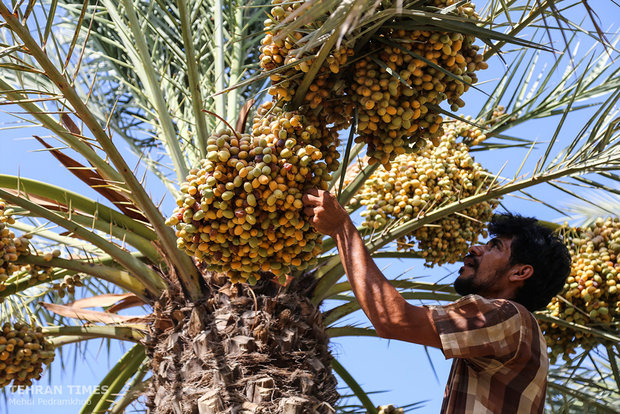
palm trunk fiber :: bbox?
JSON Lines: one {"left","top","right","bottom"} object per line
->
{"left": 144, "top": 274, "right": 338, "bottom": 413}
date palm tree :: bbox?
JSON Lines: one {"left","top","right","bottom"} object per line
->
{"left": 0, "top": 0, "right": 618, "bottom": 412}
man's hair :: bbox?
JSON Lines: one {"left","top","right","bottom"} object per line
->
{"left": 489, "top": 213, "right": 571, "bottom": 312}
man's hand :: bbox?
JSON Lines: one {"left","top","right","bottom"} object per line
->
{"left": 302, "top": 189, "right": 350, "bottom": 237}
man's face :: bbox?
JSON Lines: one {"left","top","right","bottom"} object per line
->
{"left": 454, "top": 236, "right": 514, "bottom": 298}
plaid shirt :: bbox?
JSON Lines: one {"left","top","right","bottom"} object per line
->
{"left": 428, "top": 294, "right": 548, "bottom": 413}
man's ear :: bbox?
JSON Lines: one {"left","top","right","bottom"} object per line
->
{"left": 508, "top": 264, "right": 533, "bottom": 283}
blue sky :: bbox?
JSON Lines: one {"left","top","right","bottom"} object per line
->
{"left": 1, "top": 2, "right": 619, "bottom": 413}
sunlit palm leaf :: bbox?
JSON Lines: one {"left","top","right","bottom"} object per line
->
{"left": 547, "top": 348, "right": 620, "bottom": 413}
{"left": 78, "top": 344, "right": 146, "bottom": 413}
{"left": 58, "top": 0, "right": 269, "bottom": 167}
{"left": 555, "top": 190, "right": 620, "bottom": 227}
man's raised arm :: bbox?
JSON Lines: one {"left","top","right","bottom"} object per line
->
{"left": 302, "top": 189, "right": 441, "bottom": 348}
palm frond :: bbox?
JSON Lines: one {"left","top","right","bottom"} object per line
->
{"left": 0, "top": 1, "right": 203, "bottom": 296}
{"left": 12, "top": 255, "right": 151, "bottom": 300}
{"left": 109, "top": 364, "right": 150, "bottom": 414}
{"left": 78, "top": 344, "right": 146, "bottom": 414}
{"left": 327, "top": 326, "right": 378, "bottom": 338}
{"left": 476, "top": 33, "right": 620, "bottom": 147}
{"left": 547, "top": 349, "right": 620, "bottom": 413}
{"left": 44, "top": 325, "right": 144, "bottom": 345}
{"left": 331, "top": 359, "right": 378, "bottom": 414}
{"left": 58, "top": 0, "right": 269, "bottom": 163}
{"left": 558, "top": 190, "right": 620, "bottom": 226}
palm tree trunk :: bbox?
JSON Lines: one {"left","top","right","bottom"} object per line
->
{"left": 145, "top": 273, "right": 338, "bottom": 413}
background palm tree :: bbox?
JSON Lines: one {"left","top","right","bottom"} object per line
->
{"left": 0, "top": 0, "right": 618, "bottom": 412}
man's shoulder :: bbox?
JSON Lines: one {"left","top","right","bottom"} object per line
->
{"left": 449, "top": 294, "right": 533, "bottom": 317}
{"left": 442, "top": 294, "right": 522, "bottom": 315}
{"left": 429, "top": 294, "right": 541, "bottom": 361}
{"left": 457, "top": 295, "right": 545, "bottom": 348}
{"left": 428, "top": 294, "right": 523, "bottom": 331}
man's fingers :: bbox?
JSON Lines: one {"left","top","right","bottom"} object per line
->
{"left": 303, "top": 206, "right": 316, "bottom": 217}
{"left": 301, "top": 189, "right": 343, "bottom": 236}
{"left": 302, "top": 191, "right": 322, "bottom": 206}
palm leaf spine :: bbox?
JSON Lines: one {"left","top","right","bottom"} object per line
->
{"left": 0, "top": 78, "right": 124, "bottom": 184}
{"left": 0, "top": 188, "right": 168, "bottom": 297}
{"left": 177, "top": 0, "right": 209, "bottom": 158}
{"left": 78, "top": 344, "right": 145, "bottom": 414}
{"left": 44, "top": 326, "right": 145, "bottom": 344}
{"left": 0, "top": 174, "right": 157, "bottom": 241}
{"left": 13, "top": 255, "right": 150, "bottom": 301}
{"left": 113, "top": 0, "right": 190, "bottom": 182}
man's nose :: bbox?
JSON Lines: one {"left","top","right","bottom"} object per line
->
{"left": 468, "top": 244, "right": 484, "bottom": 255}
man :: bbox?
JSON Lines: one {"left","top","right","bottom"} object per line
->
{"left": 302, "top": 189, "right": 571, "bottom": 413}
